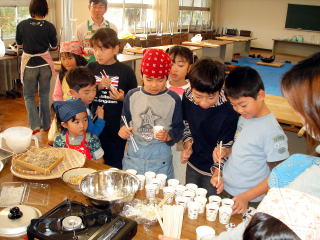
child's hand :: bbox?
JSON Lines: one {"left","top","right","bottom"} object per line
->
{"left": 96, "top": 106, "right": 104, "bottom": 119}
{"left": 154, "top": 129, "right": 172, "bottom": 142}
{"left": 212, "top": 146, "right": 230, "bottom": 163}
{"left": 95, "top": 157, "right": 104, "bottom": 164}
{"left": 98, "top": 76, "right": 111, "bottom": 90}
{"left": 232, "top": 193, "right": 249, "bottom": 215}
{"left": 110, "top": 88, "right": 125, "bottom": 101}
{"left": 210, "top": 171, "right": 224, "bottom": 194}
{"left": 118, "top": 125, "right": 133, "bottom": 139}
{"left": 181, "top": 140, "right": 193, "bottom": 163}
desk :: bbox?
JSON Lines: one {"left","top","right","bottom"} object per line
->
{"left": 272, "top": 39, "right": 320, "bottom": 57}
{"left": 0, "top": 55, "right": 19, "bottom": 95}
{"left": 216, "top": 36, "right": 256, "bottom": 57}
{"left": 183, "top": 40, "right": 234, "bottom": 61}
{"left": 0, "top": 160, "right": 242, "bottom": 240}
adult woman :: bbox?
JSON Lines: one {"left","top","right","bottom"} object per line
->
{"left": 16, "top": 0, "right": 57, "bottom": 133}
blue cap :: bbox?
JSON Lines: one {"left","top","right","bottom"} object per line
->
{"left": 53, "top": 98, "right": 87, "bottom": 122}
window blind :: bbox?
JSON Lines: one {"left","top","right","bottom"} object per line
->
{"left": 1, "top": 0, "right": 30, "bottom": 7}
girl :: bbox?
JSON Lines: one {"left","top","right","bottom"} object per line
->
{"left": 16, "top": 0, "right": 57, "bottom": 133}
{"left": 53, "top": 99, "right": 104, "bottom": 163}
{"left": 49, "top": 42, "right": 88, "bottom": 143}
{"left": 52, "top": 41, "right": 87, "bottom": 101}
{"left": 167, "top": 46, "right": 196, "bottom": 98}
{"left": 167, "top": 46, "right": 196, "bottom": 184}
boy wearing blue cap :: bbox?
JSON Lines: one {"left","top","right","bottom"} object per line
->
{"left": 53, "top": 98, "right": 104, "bottom": 162}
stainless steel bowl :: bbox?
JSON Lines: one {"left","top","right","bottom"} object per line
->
{"left": 79, "top": 169, "right": 139, "bottom": 214}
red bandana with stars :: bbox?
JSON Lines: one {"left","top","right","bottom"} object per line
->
{"left": 140, "top": 48, "right": 172, "bottom": 79}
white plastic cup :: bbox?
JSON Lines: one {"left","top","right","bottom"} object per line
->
{"left": 126, "top": 169, "right": 137, "bottom": 175}
{"left": 196, "top": 226, "right": 215, "bottom": 240}
{"left": 145, "top": 171, "right": 156, "bottom": 185}
{"left": 185, "top": 183, "right": 198, "bottom": 192}
{"left": 153, "top": 125, "right": 164, "bottom": 138}
{"left": 156, "top": 173, "right": 167, "bottom": 189}
{"left": 188, "top": 201, "right": 200, "bottom": 219}
{"left": 167, "top": 178, "right": 179, "bottom": 188}
{"left": 221, "top": 198, "right": 234, "bottom": 208}
{"left": 145, "top": 183, "right": 157, "bottom": 200}
{"left": 151, "top": 178, "right": 161, "bottom": 194}
{"left": 175, "top": 196, "right": 188, "bottom": 209}
{"left": 219, "top": 206, "right": 233, "bottom": 224}
{"left": 183, "top": 190, "right": 196, "bottom": 203}
{"left": 175, "top": 185, "right": 186, "bottom": 197}
{"left": 194, "top": 196, "right": 207, "bottom": 214}
{"left": 208, "top": 195, "right": 222, "bottom": 206}
{"left": 196, "top": 188, "right": 208, "bottom": 198}
{"left": 163, "top": 186, "right": 175, "bottom": 204}
{"left": 136, "top": 174, "right": 145, "bottom": 190}
{"left": 206, "top": 202, "right": 219, "bottom": 222}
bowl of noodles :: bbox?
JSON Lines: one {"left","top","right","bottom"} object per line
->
{"left": 62, "top": 167, "right": 96, "bottom": 191}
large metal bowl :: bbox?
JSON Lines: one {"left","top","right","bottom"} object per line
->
{"left": 79, "top": 169, "right": 139, "bottom": 214}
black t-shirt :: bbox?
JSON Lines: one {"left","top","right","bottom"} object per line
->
{"left": 87, "top": 61, "right": 137, "bottom": 138}
{"left": 16, "top": 18, "right": 57, "bottom": 66}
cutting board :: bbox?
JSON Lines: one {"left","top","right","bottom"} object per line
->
{"left": 256, "top": 61, "right": 285, "bottom": 67}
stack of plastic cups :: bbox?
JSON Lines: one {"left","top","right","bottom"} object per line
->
{"left": 194, "top": 196, "right": 207, "bottom": 214}
{"left": 175, "top": 196, "right": 188, "bottom": 210}
{"left": 206, "top": 202, "right": 219, "bottom": 222}
{"left": 136, "top": 174, "right": 146, "bottom": 190}
{"left": 219, "top": 198, "right": 234, "bottom": 224}
{"left": 163, "top": 186, "right": 175, "bottom": 204}
{"left": 175, "top": 185, "right": 186, "bottom": 198}
{"left": 188, "top": 201, "right": 200, "bottom": 220}
{"left": 151, "top": 178, "right": 161, "bottom": 194}
{"left": 183, "top": 190, "right": 196, "bottom": 204}
{"left": 156, "top": 173, "right": 167, "bottom": 189}
{"left": 145, "top": 183, "right": 157, "bottom": 200}
{"left": 145, "top": 171, "right": 156, "bottom": 185}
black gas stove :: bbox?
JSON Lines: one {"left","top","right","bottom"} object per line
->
{"left": 27, "top": 200, "right": 137, "bottom": 240}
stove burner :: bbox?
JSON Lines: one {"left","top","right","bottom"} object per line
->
{"left": 62, "top": 216, "right": 83, "bottom": 231}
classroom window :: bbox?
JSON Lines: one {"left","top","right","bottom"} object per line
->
{"left": 179, "top": 0, "right": 211, "bottom": 28}
{"left": 0, "top": 6, "right": 29, "bottom": 39}
{"left": 107, "top": 0, "right": 154, "bottom": 32}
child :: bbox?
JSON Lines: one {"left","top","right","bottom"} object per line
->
{"left": 181, "top": 58, "right": 239, "bottom": 196}
{"left": 211, "top": 66, "right": 289, "bottom": 214}
{"left": 66, "top": 66, "right": 105, "bottom": 137}
{"left": 52, "top": 41, "right": 87, "bottom": 101}
{"left": 167, "top": 46, "right": 195, "bottom": 184}
{"left": 53, "top": 98, "right": 104, "bottom": 163}
{"left": 118, "top": 49, "right": 184, "bottom": 178}
{"left": 87, "top": 28, "right": 137, "bottom": 168}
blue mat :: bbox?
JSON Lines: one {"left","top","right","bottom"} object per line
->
{"left": 231, "top": 58, "right": 294, "bottom": 96}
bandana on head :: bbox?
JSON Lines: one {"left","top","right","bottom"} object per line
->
{"left": 140, "top": 48, "right": 171, "bottom": 79}
{"left": 60, "top": 41, "right": 84, "bottom": 55}
{"left": 257, "top": 188, "right": 320, "bottom": 240}
{"left": 53, "top": 98, "right": 87, "bottom": 122}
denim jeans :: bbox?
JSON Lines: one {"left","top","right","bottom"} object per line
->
{"left": 186, "top": 165, "right": 217, "bottom": 195}
{"left": 23, "top": 65, "right": 51, "bottom": 130}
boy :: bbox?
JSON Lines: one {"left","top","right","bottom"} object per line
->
{"left": 88, "top": 28, "right": 137, "bottom": 168}
{"left": 181, "top": 58, "right": 239, "bottom": 196}
{"left": 76, "top": 0, "right": 117, "bottom": 62}
{"left": 118, "top": 49, "right": 184, "bottom": 178}
{"left": 66, "top": 66, "right": 105, "bottom": 137}
{"left": 211, "top": 66, "right": 289, "bottom": 214}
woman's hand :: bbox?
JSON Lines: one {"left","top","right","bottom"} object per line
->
{"left": 118, "top": 125, "right": 133, "bottom": 139}
{"left": 212, "top": 146, "right": 230, "bottom": 163}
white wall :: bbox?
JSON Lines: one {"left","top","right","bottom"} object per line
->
{"left": 215, "top": 0, "right": 320, "bottom": 49}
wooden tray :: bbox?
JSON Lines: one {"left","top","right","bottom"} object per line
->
{"left": 256, "top": 61, "right": 285, "bottom": 67}
{"left": 11, "top": 148, "right": 86, "bottom": 180}
{"left": 125, "top": 47, "right": 145, "bottom": 54}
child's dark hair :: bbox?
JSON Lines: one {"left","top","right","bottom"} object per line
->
{"left": 225, "top": 66, "right": 264, "bottom": 99}
{"left": 243, "top": 212, "right": 301, "bottom": 240}
{"left": 89, "top": 0, "right": 107, "bottom": 7}
{"left": 59, "top": 53, "right": 88, "bottom": 82}
{"left": 66, "top": 66, "right": 96, "bottom": 92}
{"left": 167, "top": 45, "right": 197, "bottom": 65}
{"left": 90, "top": 28, "right": 119, "bottom": 49}
{"left": 29, "top": 0, "right": 48, "bottom": 17}
{"left": 54, "top": 109, "right": 77, "bottom": 132}
{"left": 189, "top": 58, "right": 224, "bottom": 94}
